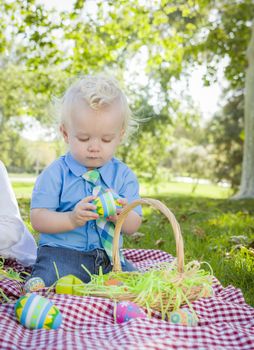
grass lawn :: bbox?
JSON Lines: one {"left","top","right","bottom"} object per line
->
{"left": 15, "top": 181, "right": 254, "bottom": 307}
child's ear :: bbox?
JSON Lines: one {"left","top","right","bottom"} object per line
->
{"left": 60, "top": 124, "right": 69, "bottom": 144}
{"left": 119, "top": 127, "right": 125, "bottom": 141}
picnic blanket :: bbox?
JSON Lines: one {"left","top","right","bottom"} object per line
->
{"left": 0, "top": 249, "right": 254, "bottom": 350}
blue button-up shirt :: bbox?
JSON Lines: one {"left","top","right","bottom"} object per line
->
{"left": 31, "top": 152, "right": 142, "bottom": 251}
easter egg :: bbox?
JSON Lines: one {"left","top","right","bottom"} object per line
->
{"left": 55, "top": 274, "right": 84, "bottom": 295}
{"left": 24, "top": 277, "right": 45, "bottom": 293}
{"left": 104, "top": 279, "right": 123, "bottom": 286}
{"left": 93, "top": 191, "right": 116, "bottom": 217}
{"left": 169, "top": 308, "right": 198, "bottom": 326}
{"left": 116, "top": 301, "right": 147, "bottom": 324}
{"left": 111, "top": 192, "right": 123, "bottom": 210}
{"left": 92, "top": 190, "right": 123, "bottom": 218}
{"left": 15, "top": 293, "right": 62, "bottom": 330}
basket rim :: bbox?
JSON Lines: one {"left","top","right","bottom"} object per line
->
{"left": 112, "top": 197, "right": 184, "bottom": 273}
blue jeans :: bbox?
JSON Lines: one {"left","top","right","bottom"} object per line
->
{"left": 30, "top": 246, "right": 137, "bottom": 287}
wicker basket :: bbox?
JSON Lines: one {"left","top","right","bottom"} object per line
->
{"left": 112, "top": 198, "right": 184, "bottom": 273}
{"left": 71, "top": 197, "right": 213, "bottom": 315}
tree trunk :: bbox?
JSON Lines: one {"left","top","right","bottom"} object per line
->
{"left": 232, "top": 22, "right": 254, "bottom": 199}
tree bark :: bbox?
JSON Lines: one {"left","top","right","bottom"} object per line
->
{"left": 232, "top": 22, "right": 254, "bottom": 199}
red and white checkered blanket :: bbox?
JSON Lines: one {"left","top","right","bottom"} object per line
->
{"left": 0, "top": 249, "right": 254, "bottom": 349}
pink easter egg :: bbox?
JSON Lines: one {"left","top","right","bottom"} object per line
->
{"left": 116, "top": 301, "right": 147, "bottom": 324}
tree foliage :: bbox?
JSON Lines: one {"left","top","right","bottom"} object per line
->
{"left": 207, "top": 93, "right": 244, "bottom": 190}
{"left": 0, "top": 0, "right": 253, "bottom": 183}
{"left": 192, "top": 0, "right": 254, "bottom": 88}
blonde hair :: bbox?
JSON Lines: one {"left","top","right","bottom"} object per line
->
{"left": 57, "top": 74, "right": 139, "bottom": 141}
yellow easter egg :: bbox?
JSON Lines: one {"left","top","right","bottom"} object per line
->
{"left": 55, "top": 274, "right": 84, "bottom": 295}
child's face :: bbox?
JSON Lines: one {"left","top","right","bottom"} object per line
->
{"left": 61, "top": 102, "right": 125, "bottom": 169}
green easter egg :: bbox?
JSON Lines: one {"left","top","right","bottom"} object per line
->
{"left": 55, "top": 274, "right": 84, "bottom": 295}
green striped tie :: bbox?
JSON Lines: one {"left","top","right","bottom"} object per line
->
{"left": 82, "top": 169, "right": 125, "bottom": 265}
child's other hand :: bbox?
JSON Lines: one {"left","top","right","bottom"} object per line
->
{"left": 69, "top": 195, "right": 99, "bottom": 227}
{"left": 106, "top": 197, "right": 128, "bottom": 223}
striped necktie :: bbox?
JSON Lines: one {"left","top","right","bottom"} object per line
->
{"left": 82, "top": 169, "right": 125, "bottom": 265}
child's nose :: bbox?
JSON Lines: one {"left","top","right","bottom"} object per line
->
{"left": 87, "top": 139, "right": 100, "bottom": 152}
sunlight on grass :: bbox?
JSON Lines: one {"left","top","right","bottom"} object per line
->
{"left": 12, "top": 182, "right": 34, "bottom": 198}
{"left": 13, "top": 179, "right": 232, "bottom": 199}
{"left": 140, "top": 181, "right": 232, "bottom": 199}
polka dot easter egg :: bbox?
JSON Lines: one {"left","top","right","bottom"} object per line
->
{"left": 116, "top": 301, "right": 147, "bottom": 324}
{"left": 169, "top": 308, "right": 198, "bottom": 326}
{"left": 15, "top": 293, "right": 62, "bottom": 330}
{"left": 24, "top": 277, "right": 45, "bottom": 293}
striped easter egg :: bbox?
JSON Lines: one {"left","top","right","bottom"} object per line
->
{"left": 14, "top": 293, "right": 62, "bottom": 330}
{"left": 93, "top": 191, "right": 116, "bottom": 217}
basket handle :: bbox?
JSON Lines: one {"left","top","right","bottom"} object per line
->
{"left": 112, "top": 198, "right": 184, "bottom": 273}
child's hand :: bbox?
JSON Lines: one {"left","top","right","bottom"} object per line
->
{"left": 69, "top": 195, "right": 99, "bottom": 227}
{"left": 106, "top": 197, "right": 128, "bottom": 223}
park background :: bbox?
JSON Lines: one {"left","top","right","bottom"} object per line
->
{"left": 1, "top": 0, "right": 254, "bottom": 305}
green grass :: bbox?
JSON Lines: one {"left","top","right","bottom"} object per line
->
{"left": 9, "top": 173, "right": 36, "bottom": 179}
{"left": 13, "top": 180, "right": 232, "bottom": 199}
{"left": 12, "top": 182, "right": 34, "bottom": 198}
{"left": 140, "top": 181, "right": 233, "bottom": 199}
{"left": 15, "top": 180, "right": 254, "bottom": 307}
{"left": 125, "top": 195, "right": 254, "bottom": 306}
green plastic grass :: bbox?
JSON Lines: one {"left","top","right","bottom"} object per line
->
{"left": 56, "top": 261, "right": 213, "bottom": 319}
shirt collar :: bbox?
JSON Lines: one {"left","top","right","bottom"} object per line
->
{"left": 65, "top": 152, "right": 114, "bottom": 188}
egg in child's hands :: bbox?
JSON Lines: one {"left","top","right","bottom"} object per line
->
{"left": 92, "top": 190, "right": 123, "bottom": 218}
{"left": 15, "top": 293, "right": 62, "bottom": 330}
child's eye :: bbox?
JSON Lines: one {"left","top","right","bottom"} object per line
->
{"left": 102, "top": 139, "right": 112, "bottom": 143}
{"left": 78, "top": 138, "right": 89, "bottom": 142}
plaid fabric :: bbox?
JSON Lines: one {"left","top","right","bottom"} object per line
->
{"left": 0, "top": 249, "right": 254, "bottom": 350}
{"left": 82, "top": 169, "right": 125, "bottom": 264}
